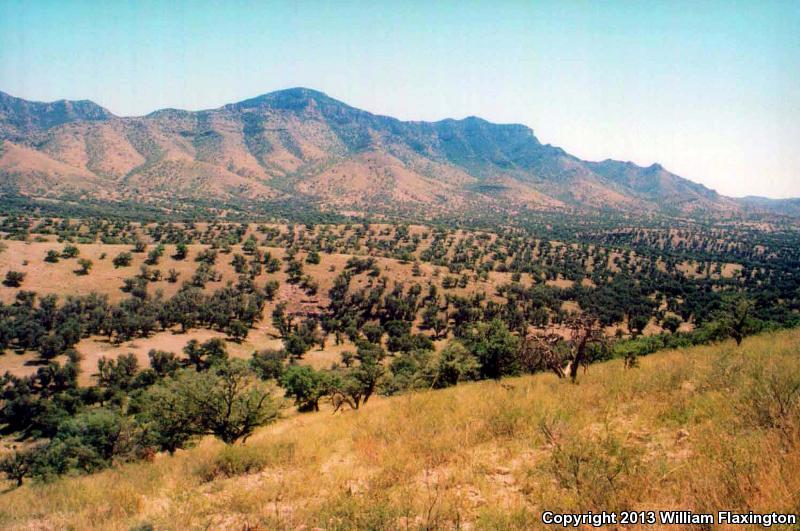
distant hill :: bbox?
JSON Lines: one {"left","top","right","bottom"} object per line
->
{"left": 737, "top": 196, "right": 800, "bottom": 217}
{"left": 0, "top": 87, "right": 794, "bottom": 216}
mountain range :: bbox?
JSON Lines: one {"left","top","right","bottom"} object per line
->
{"left": 1, "top": 87, "right": 797, "bottom": 217}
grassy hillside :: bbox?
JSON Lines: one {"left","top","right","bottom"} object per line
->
{"left": 1, "top": 330, "right": 799, "bottom": 530}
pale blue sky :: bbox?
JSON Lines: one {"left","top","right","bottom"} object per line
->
{"left": 1, "top": 0, "right": 798, "bottom": 198}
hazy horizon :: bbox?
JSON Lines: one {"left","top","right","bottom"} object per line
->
{"left": 1, "top": 0, "right": 798, "bottom": 198}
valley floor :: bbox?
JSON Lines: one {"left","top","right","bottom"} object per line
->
{"left": 0, "top": 330, "right": 799, "bottom": 530}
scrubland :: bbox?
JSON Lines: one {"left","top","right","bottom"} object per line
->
{"left": 0, "top": 329, "right": 797, "bottom": 530}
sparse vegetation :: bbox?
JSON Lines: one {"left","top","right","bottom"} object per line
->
{"left": 0, "top": 330, "right": 796, "bottom": 529}
{"left": 0, "top": 213, "right": 798, "bottom": 528}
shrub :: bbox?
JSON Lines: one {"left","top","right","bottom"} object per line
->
{"left": 284, "top": 333, "right": 311, "bottom": 358}
{"left": 28, "top": 409, "right": 151, "bottom": 480}
{"left": 3, "top": 270, "right": 26, "bottom": 287}
{"left": 0, "top": 447, "right": 36, "bottom": 487}
{"left": 281, "top": 365, "right": 330, "bottom": 411}
{"left": 662, "top": 315, "right": 682, "bottom": 334}
{"left": 61, "top": 244, "right": 79, "bottom": 258}
{"left": 148, "top": 349, "right": 180, "bottom": 377}
{"left": 166, "top": 268, "right": 180, "bottom": 283}
{"left": 463, "top": 318, "right": 521, "bottom": 380}
{"left": 145, "top": 245, "right": 164, "bottom": 265}
{"left": 435, "top": 340, "right": 479, "bottom": 388}
{"left": 263, "top": 280, "right": 279, "bottom": 300}
{"left": 250, "top": 349, "right": 287, "bottom": 380}
{"left": 113, "top": 251, "right": 133, "bottom": 268}
{"left": 76, "top": 258, "right": 93, "bottom": 275}
{"left": 173, "top": 242, "right": 188, "bottom": 260}
{"left": 140, "top": 361, "right": 278, "bottom": 446}
{"left": 306, "top": 250, "right": 321, "bottom": 264}
{"left": 736, "top": 359, "right": 800, "bottom": 439}
{"left": 196, "top": 445, "right": 269, "bottom": 481}
{"left": 195, "top": 248, "right": 217, "bottom": 264}
{"left": 195, "top": 442, "right": 295, "bottom": 482}
{"left": 546, "top": 432, "right": 643, "bottom": 511}
{"left": 184, "top": 338, "right": 228, "bottom": 371}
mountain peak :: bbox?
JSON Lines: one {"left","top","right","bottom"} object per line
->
{"left": 271, "top": 87, "right": 330, "bottom": 99}
{"left": 2, "top": 88, "right": 792, "bottom": 215}
{"left": 230, "top": 87, "right": 343, "bottom": 111}
{"left": 0, "top": 90, "right": 113, "bottom": 138}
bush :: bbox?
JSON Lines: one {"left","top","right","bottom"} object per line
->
{"left": 24, "top": 409, "right": 152, "bottom": 480}
{"left": 306, "top": 250, "right": 321, "bottom": 264}
{"left": 263, "top": 280, "right": 279, "bottom": 300}
{"left": 184, "top": 338, "right": 228, "bottom": 371}
{"left": 61, "top": 244, "right": 79, "bottom": 258}
{"left": 195, "top": 442, "right": 295, "bottom": 482}
{"left": 284, "top": 333, "right": 311, "bottom": 358}
{"left": 226, "top": 319, "right": 249, "bottom": 342}
{"left": 195, "top": 248, "right": 217, "bottom": 264}
{"left": 435, "top": 340, "right": 479, "bottom": 388}
{"left": 113, "top": 252, "right": 133, "bottom": 268}
{"left": 145, "top": 244, "right": 165, "bottom": 265}
{"left": 463, "top": 318, "right": 521, "bottom": 379}
{"left": 140, "top": 361, "right": 279, "bottom": 446}
{"left": 76, "top": 258, "right": 93, "bottom": 275}
{"left": 383, "top": 349, "right": 434, "bottom": 394}
{"left": 148, "top": 349, "right": 180, "bottom": 377}
{"left": 736, "top": 360, "right": 800, "bottom": 437}
{"left": 3, "top": 270, "right": 26, "bottom": 287}
{"left": 662, "top": 315, "right": 682, "bottom": 334}
{"left": 0, "top": 447, "right": 36, "bottom": 486}
{"left": 173, "top": 242, "right": 188, "bottom": 260}
{"left": 546, "top": 432, "right": 643, "bottom": 511}
{"left": 280, "top": 365, "right": 330, "bottom": 411}
{"left": 250, "top": 349, "right": 287, "bottom": 380}
{"left": 196, "top": 445, "right": 268, "bottom": 481}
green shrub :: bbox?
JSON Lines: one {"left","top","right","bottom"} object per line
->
{"left": 196, "top": 445, "right": 269, "bottom": 481}
{"left": 195, "top": 442, "right": 296, "bottom": 482}
{"left": 61, "top": 244, "right": 79, "bottom": 258}
{"left": 112, "top": 251, "right": 133, "bottom": 268}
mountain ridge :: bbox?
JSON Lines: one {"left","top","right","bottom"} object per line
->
{"left": 0, "top": 87, "right": 793, "bottom": 216}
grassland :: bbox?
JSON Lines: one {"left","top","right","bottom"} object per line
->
{"left": 0, "top": 329, "right": 797, "bottom": 530}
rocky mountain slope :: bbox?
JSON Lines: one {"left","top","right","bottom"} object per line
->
{"left": 0, "top": 88, "right": 790, "bottom": 216}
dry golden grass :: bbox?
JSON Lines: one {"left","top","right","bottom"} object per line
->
{"left": 0, "top": 329, "right": 798, "bottom": 529}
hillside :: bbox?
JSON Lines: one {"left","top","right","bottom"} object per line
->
{"left": 0, "top": 88, "right": 787, "bottom": 217}
{"left": 0, "top": 329, "right": 797, "bottom": 530}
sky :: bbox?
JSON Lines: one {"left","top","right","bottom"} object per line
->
{"left": 1, "top": 0, "right": 798, "bottom": 198}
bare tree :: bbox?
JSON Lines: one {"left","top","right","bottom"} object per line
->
{"left": 523, "top": 316, "right": 607, "bottom": 383}
{"left": 521, "top": 332, "right": 567, "bottom": 378}
{"left": 566, "top": 316, "right": 607, "bottom": 382}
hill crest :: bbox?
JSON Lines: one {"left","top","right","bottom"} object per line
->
{"left": 0, "top": 87, "right": 792, "bottom": 216}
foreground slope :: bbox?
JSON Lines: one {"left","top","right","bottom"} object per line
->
{"left": 1, "top": 88, "right": 786, "bottom": 216}
{"left": 1, "top": 329, "right": 798, "bottom": 530}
